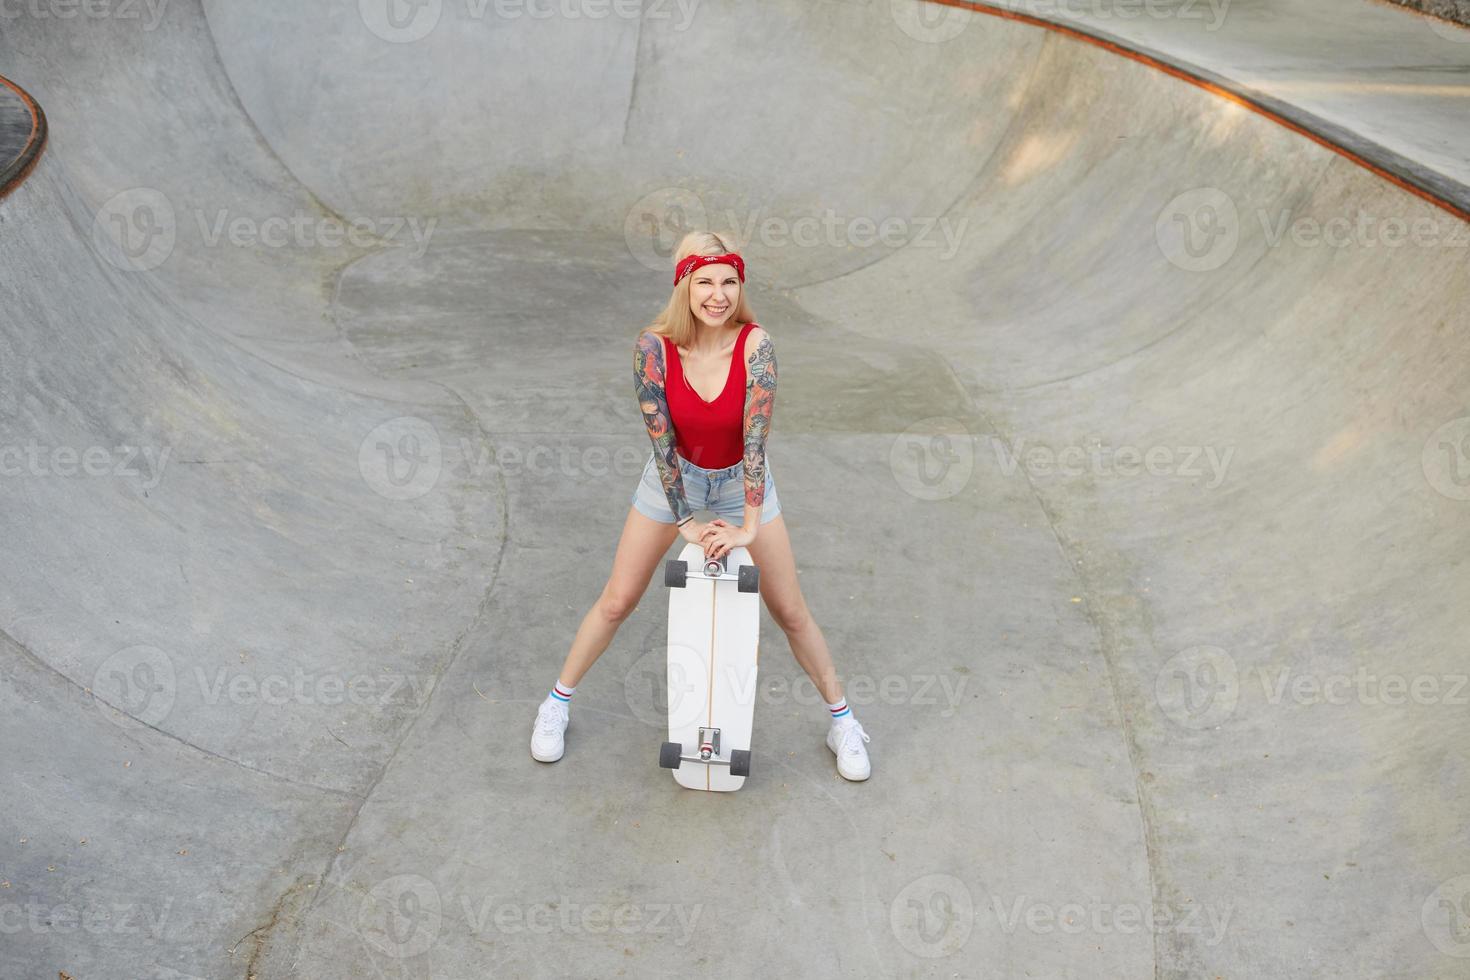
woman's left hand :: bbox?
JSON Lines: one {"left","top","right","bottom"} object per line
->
{"left": 702, "top": 518, "right": 754, "bottom": 560}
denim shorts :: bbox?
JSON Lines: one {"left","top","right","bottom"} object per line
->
{"left": 630, "top": 451, "right": 782, "bottom": 526}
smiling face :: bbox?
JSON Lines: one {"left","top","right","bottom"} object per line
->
{"left": 687, "top": 263, "right": 740, "bottom": 329}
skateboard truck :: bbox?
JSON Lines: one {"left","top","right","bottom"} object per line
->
{"left": 659, "top": 727, "right": 752, "bottom": 777}
{"left": 664, "top": 553, "right": 761, "bottom": 593}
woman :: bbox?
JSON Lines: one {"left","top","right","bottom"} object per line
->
{"left": 530, "top": 231, "right": 872, "bottom": 781}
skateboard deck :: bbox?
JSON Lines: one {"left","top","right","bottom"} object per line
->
{"left": 658, "top": 542, "right": 760, "bottom": 791}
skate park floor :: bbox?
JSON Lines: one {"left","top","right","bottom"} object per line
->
{"left": 1, "top": 1, "right": 1468, "bottom": 977}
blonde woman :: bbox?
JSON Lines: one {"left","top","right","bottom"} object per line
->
{"left": 531, "top": 231, "right": 872, "bottom": 780}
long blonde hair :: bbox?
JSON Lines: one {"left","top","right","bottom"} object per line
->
{"left": 641, "top": 231, "right": 756, "bottom": 348}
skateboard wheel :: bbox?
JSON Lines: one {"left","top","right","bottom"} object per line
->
{"left": 738, "top": 564, "right": 759, "bottom": 594}
{"left": 664, "top": 559, "right": 687, "bottom": 589}
{"left": 659, "top": 741, "right": 683, "bottom": 769}
{"left": 730, "top": 749, "right": 751, "bottom": 777}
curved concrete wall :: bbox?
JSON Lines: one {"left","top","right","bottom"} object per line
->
{"left": 0, "top": 1, "right": 1466, "bottom": 977}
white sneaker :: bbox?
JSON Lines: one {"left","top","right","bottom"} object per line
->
{"left": 531, "top": 698, "right": 569, "bottom": 762}
{"left": 825, "top": 718, "right": 871, "bottom": 781}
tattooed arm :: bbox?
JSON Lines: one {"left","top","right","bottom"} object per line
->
{"left": 634, "top": 330, "right": 695, "bottom": 526}
{"left": 740, "top": 327, "right": 777, "bottom": 533}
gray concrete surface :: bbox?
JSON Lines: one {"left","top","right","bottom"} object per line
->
{"left": 0, "top": 1, "right": 1467, "bottom": 978}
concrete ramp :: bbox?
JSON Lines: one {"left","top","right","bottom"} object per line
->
{"left": 1, "top": 1, "right": 1467, "bottom": 977}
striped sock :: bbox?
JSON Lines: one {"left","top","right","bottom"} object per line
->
{"left": 549, "top": 680, "right": 576, "bottom": 705}
{"left": 826, "top": 697, "right": 852, "bottom": 723}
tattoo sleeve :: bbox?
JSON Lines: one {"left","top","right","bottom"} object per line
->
{"left": 634, "top": 331, "right": 693, "bottom": 524}
{"left": 742, "top": 333, "right": 777, "bottom": 509}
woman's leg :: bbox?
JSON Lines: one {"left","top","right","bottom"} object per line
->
{"left": 743, "top": 514, "right": 843, "bottom": 704}
{"left": 554, "top": 506, "right": 681, "bottom": 688}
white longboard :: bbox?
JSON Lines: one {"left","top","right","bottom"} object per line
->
{"left": 659, "top": 542, "right": 760, "bottom": 792}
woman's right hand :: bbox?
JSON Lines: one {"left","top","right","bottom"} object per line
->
{"left": 678, "top": 519, "right": 711, "bottom": 548}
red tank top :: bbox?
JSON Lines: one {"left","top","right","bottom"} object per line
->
{"left": 663, "top": 321, "right": 756, "bottom": 468}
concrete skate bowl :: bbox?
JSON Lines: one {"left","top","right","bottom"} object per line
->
{"left": 0, "top": 73, "right": 46, "bottom": 198}
{"left": 1, "top": 1, "right": 1468, "bottom": 977}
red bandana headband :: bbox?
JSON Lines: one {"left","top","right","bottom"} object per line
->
{"left": 674, "top": 251, "right": 745, "bottom": 286}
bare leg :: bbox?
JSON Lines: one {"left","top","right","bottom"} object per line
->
{"left": 554, "top": 505, "right": 681, "bottom": 688}
{"left": 743, "top": 514, "right": 844, "bottom": 705}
